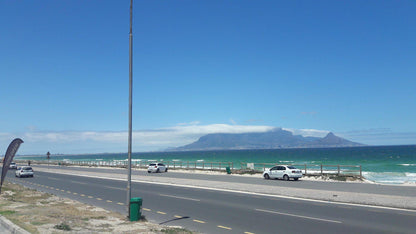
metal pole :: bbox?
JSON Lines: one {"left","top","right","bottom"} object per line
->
{"left": 127, "top": 0, "right": 133, "bottom": 219}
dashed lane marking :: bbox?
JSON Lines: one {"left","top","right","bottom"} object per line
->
{"left": 174, "top": 215, "right": 183, "bottom": 218}
{"left": 106, "top": 200, "right": 112, "bottom": 203}
{"left": 245, "top": 232, "right": 255, "bottom": 234}
{"left": 88, "top": 196, "right": 93, "bottom": 198}
{"left": 96, "top": 198, "right": 102, "bottom": 200}
{"left": 193, "top": 219, "right": 205, "bottom": 224}
{"left": 217, "top": 225, "right": 232, "bottom": 230}
{"left": 159, "top": 194, "right": 200, "bottom": 202}
{"left": 157, "top": 211, "right": 166, "bottom": 215}
{"left": 143, "top": 208, "right": 151, "bottom": 211}
{"left": 255, "top": 208, "right": 342, "bottom": 224}
{"left": 117, "top": 202, "right": 124, "bottom": 206}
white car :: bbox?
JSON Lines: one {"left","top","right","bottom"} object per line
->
{"left": 263, "top": 165, "right": 302, "bottom": 181}
{"left": 15, "top": 166, "right": 34, "bottom": 178}
{"left": 147, "top": 163, "right": 168, "bottom": 173}
{"left": 9, "top": 162, "right": 17, "bottom": 169}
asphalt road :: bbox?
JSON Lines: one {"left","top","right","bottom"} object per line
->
{"left": 33, "top": 165, "right": 416, "bottom": 197}
{"left": 4, "top": 167, "right": 416, "bottom": 234}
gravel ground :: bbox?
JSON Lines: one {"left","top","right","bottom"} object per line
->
{"left": 0, "top": 181, "right": 194, "bottom": 234}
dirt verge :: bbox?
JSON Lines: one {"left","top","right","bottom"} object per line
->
{"left": 0, "top": 181, "right": 193, "bottom": 234}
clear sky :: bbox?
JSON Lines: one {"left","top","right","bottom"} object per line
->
{"left": 1, "top": 0, "right": 415, "bottom": 155}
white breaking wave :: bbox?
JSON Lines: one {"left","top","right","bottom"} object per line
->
{"left": 363, "top": 171, "right": 416, "bottom": 184}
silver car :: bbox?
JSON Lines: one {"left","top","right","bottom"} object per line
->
{"left": 147, "top": 163, "right": 168, "bottom": 173}
{"left": 15, "top": 166, "right": 34, "bottom": 178}
{"left": 263, "top": 165, "right": 302, "bottom": 181}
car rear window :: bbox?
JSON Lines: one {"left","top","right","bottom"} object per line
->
{"left": 23, "top": 167, "right": 32, "bottom": 171}
{"left": 149, "top": 163, "right": 156, "bottom": 166}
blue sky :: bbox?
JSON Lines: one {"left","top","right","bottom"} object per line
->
{"left": 1, "top": 0, "right": 415, "bottom": 154}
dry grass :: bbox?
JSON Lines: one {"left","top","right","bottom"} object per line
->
{"left": 0, "top": 182, "right": 194, "bottom": 233}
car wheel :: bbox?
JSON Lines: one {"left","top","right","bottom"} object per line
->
{"left": 294, "top": 178, "right": 299, "bottom": 181}
{"left": 156, "top": 168, "right": 160, "bottom": 173}
{"left": 15, "top": 174, "right": 17, "bottom": 177}
{"left": 264, "top": 174, "right": 270, "bottom": 180}
{"left": 283, "top": 174, "right": 289, "bottom": 181}
{"left": 165, "top": 168, "right": 168, "bottom": 172}
{"left": 147, "top": 171, "right": 151, "bottom": 173}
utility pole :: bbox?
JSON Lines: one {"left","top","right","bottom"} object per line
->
{"left": 127, "top": 0, "right": 133, "bottom": 218}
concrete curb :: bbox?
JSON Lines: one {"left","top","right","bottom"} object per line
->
{"left": 0, "top": 215, "right": 30, "bottom": 234}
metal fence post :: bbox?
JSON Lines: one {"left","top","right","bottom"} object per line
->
{"left": 321, "top": 164, "right": 323, "bottom": 176}
{"left": 338, "top": 165, "right": 340, "bottom": 175}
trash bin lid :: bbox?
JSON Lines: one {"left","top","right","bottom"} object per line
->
{"left": 130, "top": 197, "right": 142, "bottom": 202}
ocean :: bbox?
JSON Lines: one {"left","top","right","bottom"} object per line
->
{"left": 17, "top": 145, "right": 416, "bottom": 185}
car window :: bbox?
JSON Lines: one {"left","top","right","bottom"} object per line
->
{"left": 287, "top": 166, "right": 296, "bottom": 169}
{"left": 149, "top": 164, "right": 156, "bottom": 166}
{"left": 158, "top": 163, "right": 165, "bottom": 166}
{"left": 270, "top": 166, "right": 278, "bottom": 170}
{"left": 278, "top": 166, "right": 285, "bottom": 170}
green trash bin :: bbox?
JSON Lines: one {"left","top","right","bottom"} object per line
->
{"left": 130, "top": 197, "right": 142, "bottom": 221}
{"left": 226, "top": 166, "right": 231, "bottom": 174}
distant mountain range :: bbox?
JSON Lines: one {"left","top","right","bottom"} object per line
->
{"left": 172, "top": 128, "right": 363, "bottom": 151}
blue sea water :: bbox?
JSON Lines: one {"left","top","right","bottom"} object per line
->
{"left": 17, "top": 145, "right": 416, "bottom": 185}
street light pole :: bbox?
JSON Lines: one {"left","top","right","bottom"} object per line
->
{"left": 127, "top": 0, "right": 133, "bottom": 218}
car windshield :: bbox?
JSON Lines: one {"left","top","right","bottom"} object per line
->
{"left": 149, "top": 164, "right": 156, "bottom": 166}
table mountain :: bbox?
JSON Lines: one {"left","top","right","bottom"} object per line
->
{"left": 173, "top": 128, "right": 363, "bottom": 151}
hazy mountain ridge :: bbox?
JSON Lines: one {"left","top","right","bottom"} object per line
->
{"left": 172, "top": 128, "right": 363, "bottom": 151}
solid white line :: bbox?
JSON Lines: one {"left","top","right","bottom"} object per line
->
{"left": 255, "top": 208, "right": 342, "bottom": 223}
{"left": 159, "top": 194, "right": 200, "bottom": 202}
{"left": 42, "top": 170, "right": 416, "bottom": 213}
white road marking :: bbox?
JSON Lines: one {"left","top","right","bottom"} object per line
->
{"left": 255, "top": 208, "right": 342, "bottom": 223}
{"left": 159, "top": 194, "right": 200, "bottom": 202}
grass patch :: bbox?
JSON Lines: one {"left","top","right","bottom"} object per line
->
{"left": 30, "top": 221, "right": 47, "bottom": 226}
{"left": 0, "top": 210, "right": 16, "bottom": 215}
{"left": 54, "top": 222, "right": 71, "bottom": 231}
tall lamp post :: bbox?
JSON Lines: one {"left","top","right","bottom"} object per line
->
{"left": 126, "top": 0, "right": 133, "bottom": 218}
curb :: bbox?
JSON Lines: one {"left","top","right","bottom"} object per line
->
{"left": 0, "top": 215, "right": 30, "bottom": 234}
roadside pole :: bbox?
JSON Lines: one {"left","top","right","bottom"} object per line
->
{"left": 47, "top": 151, "right": 50, "bottom": 170}
{"left": 126, "top": 0, "right": 133, "bottom": 219}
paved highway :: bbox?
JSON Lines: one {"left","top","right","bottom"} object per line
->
{"left": 32, "top": 165, "right": 416, "bottom": 197}
{"left": 4, "top": 167, "right": 416, "bottom": 233}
